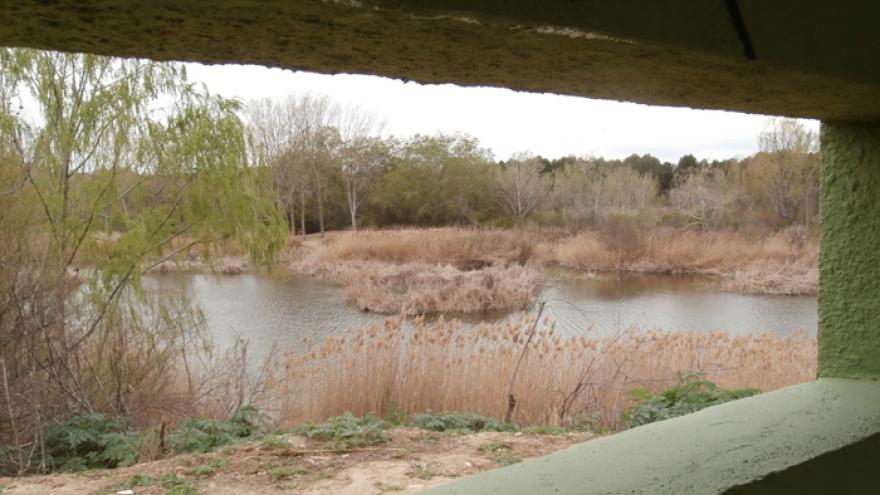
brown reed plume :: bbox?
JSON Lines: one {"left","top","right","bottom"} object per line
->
{"left": 263, "top": 315, "right": 816, "bottom": 431}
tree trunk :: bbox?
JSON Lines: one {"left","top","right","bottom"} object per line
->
{"left": 299, "top": 186, "right": 307, "bottom": 236}
{"left": 315, "top": 180, "right": 325, "bottom": 237}
{"left": 287, "top": 187, "right": 296, "bottom": 234}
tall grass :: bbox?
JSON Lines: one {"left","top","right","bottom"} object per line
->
{"left": 265, "top": 315, "right": 816, "bottom": 431}
{"left": 294, "top": 227, "right": 817, "bottom": 315}
{"left": 538, "top": 228, "right": 818, "bottom": 294}
{"left": 316, "top": 227, "right": 539, "bottom": 266}
{"left": 300, "top": 260, "right": 543, "bottom": 314}
{"left": 294, "top": 228, "right": 548, "bottom": 314}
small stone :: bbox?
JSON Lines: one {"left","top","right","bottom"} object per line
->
{"left": 116, "top": 490, "right": 135, "bottom": 495}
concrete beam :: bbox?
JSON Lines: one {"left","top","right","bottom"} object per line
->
{"left": 0, "top": 1, "right": 878, "bottom": 121}
{"left": 419, "top": 379, "right": 880, "bottom": 494}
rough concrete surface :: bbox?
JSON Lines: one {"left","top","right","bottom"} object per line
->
{"left": 0, "top": 1, "right": 878, "bottom": 120}
{"left": 819, "top": 122, "right": 880, "bottom": 379}
{"left": 419, "top": 379, "right": 880, "bottom": 494}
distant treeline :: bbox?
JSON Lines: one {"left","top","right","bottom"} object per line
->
{"left": 243, "top": 95, "right": 819, "bottom": 235}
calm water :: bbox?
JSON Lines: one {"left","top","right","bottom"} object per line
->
{"left": 143, "top": 272, "right": 817, "bottom": 356}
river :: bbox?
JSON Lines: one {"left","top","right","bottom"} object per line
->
{"left": 142, "top": 271, "right": 817, "bottom": 357}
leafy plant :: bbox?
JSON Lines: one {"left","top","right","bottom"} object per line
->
{"left": 411, "top": 412, "right": 516, "bottom": 433}
{"left": 166, "top": 406, "right": 269, "bottom": 453}
{"left": 382, "top": 402, "right": 410, "bottom": 426}
{"left": 42, "top": 413, "right": 143, "bottom": 471}
{"left": 189, "top": 457, "right": 227, "bottom": 477}
{"left": 622, "top": 372, "right": 759, "bottom": 429}
{"left": 159, "top": 473, "right": 198, "bottom": 495}
{"left": 492, "top": 452, "right": 521, "bottom": 466}
{"left": 297, "top": 412, "right": 388, "bottom": 449}
{"left": 117, "top": 473, "right": 155, "bottom": 489}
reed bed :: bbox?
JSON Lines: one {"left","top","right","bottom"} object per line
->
{"left": 316, "top": 227, "right": 542, "bottom": 266}
{"left": 294, "top": 229, "right": 546, "bottom": 314}
{"left": 536, "top": 228, "right": 818, "bottom": 294}
{"left": 297, "top": 228, "right": 818, "bottom": 307}
{"left": 264, "top": 315, "right": 817, "bottom": 431}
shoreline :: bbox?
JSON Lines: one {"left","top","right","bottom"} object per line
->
{"left": 146, "top": 227, "right": 818, "bottom": 315}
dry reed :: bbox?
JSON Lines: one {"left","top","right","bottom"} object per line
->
{"left": 316, "top": 227, "right": 541, "bottom": 266}
{"left": 293, "top": 227, "right": 817, "bottom": 314}
{"left": 263, "top": 315, "right": 817, "bottom": 431}
{"left": 299, "top": 260, "right": 543, "bottom": 314}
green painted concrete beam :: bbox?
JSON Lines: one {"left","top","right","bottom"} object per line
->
{"left": 419, "top": 379, "right": 880, "bottom": 494}
{"left": 819, "top": 121, "right": 880, "bottom": 379}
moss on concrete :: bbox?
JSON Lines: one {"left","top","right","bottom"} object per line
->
{"left": 819, "top": 122, "right": 880, "bottom": 379}
{"left": 419, "top": 379, "right": 880, "bottom": 494}
{"left": 0, "top": 1, "right": 878, "bottom": 121}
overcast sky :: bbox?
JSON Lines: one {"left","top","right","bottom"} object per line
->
{"left": 185, "top": 62, "right": 819, "bottom": 164}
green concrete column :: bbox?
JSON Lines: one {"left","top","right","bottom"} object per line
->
{"left": 818, "top": 121, "right": 880, "bottom": 378}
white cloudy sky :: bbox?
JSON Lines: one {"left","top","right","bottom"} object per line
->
{"left": 186, "top": 62, "right": 819, "bottom": 164}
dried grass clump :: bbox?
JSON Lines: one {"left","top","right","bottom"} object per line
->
{"left": 298, "top": 259, "right": 543, "bottom": 315}
{"left": 264, "top": 316, "right": 817, "bottom": 431}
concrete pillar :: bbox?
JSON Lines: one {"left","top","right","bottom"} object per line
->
{"left": 818, "top": 121, "right": 880, "bottom": 378}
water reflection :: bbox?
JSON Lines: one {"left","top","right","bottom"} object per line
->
{"left": 143, "top": 271, "right": 817, "bottom": 357}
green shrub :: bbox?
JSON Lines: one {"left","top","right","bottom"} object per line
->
{"left": 297, "top": 412, "right": 388, "bottom": 449}
{"left": 158, "top": 473, "right": 198, "bottom": 495}
{"left": 43, "top": 413, "right": 143, "bottom": 471}
{"left": 411, "top": 412, "right": 516, "bottom": 433}
{"left": 622, "top": 372, "right": 759, "bottom": 429}
{"left": 491, "top": 451, "right": 521, "bottom": 466}
{"left": 382, "top": 402, "right": 410, "bottom": 426}
{"left": 166, "top": 406, "right": 268, "bottom": 453}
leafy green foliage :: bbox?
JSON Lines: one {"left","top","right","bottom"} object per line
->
{"left": 297, "top": 412, "right": 389, "bottom": 449}
{"left": 117, "top": 473, "right": 155, "bottom": 489}
{"left": 622, "top": 372, "right": 760, "bottom": 429}
{"left": 491, "top": 452, "right": 521, "bottom": 466}
{"left": 166, "top": 406, "right": 268, "bottom": 453}
{"left": 411, "top": 412, "right": 516, "bottom": 433}
{"left": 42, "top": 413, "right": 143, "bottom": 471}
{"left": 382, "top": 402, "right": 410, "bottom": 427}
{"left": 158, "top": 473, "right": 198, "bottom": 495}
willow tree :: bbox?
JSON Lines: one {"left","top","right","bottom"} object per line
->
{"left": 0, "top": 47, "right": 283, "bottom": 470}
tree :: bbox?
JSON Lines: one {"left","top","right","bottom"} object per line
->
{"left": 0, "top": 48, "right": 283, "bottom": 469}
{"left": 750, "top": 118, "right": 819, "bottom": 230}
{"left": 670, "top": 167, "right": 739, "bottom": 230}
{"left": 340, "top": 136, "right": 386, "bottom": 230}
{"left": 337, "top": 105, "right": 384, "bottom": 230}
{"left": 674, "top": 154, "right": 700, "bottom": 184}
{"left": 246, "top": 96, "right": 307, "bottom": 234}
{"left": 369, "top": 134, "right": 496, "bottom": 226}
{"left": 496, "top": 152, "right": 552, "bottom": 218}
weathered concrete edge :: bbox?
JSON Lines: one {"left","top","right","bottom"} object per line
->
{"left": 419, "top": 378, "right": 880, "bottom": 495}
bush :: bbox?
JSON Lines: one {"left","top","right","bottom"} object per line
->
{"left": 622, "top": 372, "right": 759, "bottom": 429}
{"left": 297, "top": 412, "right": 388, "bottom": 449}
{"left": 43, "top": 413, "right": 143, "bottom": 471}
{"left": 411, "top": 412, "right": 516, "bottom": 433}
{"left": 166, "top": 406, "right": 268, "bottom": 453}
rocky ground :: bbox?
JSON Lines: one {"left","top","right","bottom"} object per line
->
{"left": 0, "top": 429, "right": 593, "bottom": 495}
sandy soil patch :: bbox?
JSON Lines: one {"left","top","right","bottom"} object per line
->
{"left": 0, "top": 429, "right": 593, "bottom": 495}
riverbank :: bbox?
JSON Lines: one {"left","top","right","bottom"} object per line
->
{"left": 0, "top": 428, "right": 591, "bottom": 495}
{"left": 289, "top": 227, "right": 817, "bottom": 314}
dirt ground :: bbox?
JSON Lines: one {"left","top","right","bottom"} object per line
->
{"left": 0, "top": 429, "right": 593, "bottom": 495}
